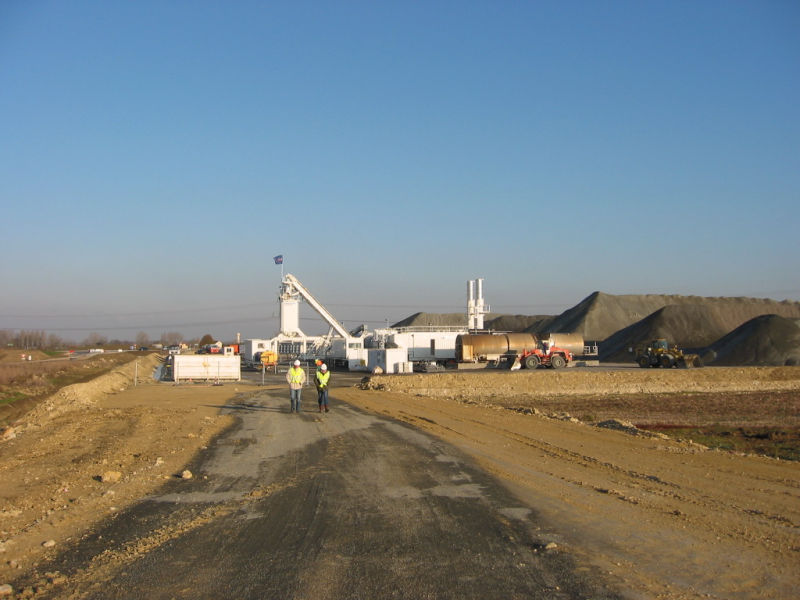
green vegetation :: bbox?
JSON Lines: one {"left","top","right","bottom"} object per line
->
{"left": 0, "top": 391, "right": 27, "bottom": 406}
{"left": 640, "top": 424, "right": 800, "bottom": 462}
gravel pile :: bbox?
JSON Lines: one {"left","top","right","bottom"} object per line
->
{"left": 709, "top": 315, "right": 800, "bottom": 366}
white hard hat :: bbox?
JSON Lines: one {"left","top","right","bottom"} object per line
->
{"left": 293, "top": 359, "right": 300, "bottom": 366}
{"left": 321, "top": 364, "right": 327, "bottom": 371}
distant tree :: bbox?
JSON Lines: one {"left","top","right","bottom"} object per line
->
{"left": 160, "top": 331, "right": 183, "bottom": 346}
{"left": 0, "top": 330, "right": 12, "bottom": 347}
{"left": 47, "top": 333, "right": 64, "bottom": 349}
{"left": 17, "top": 330, "right": 46, "bottom": 349}
{"left": 198, "top": 334, "right": 215, "bottom": 346}
{"left": 83, "top": 332, "right": 107, "bottom": 347}
{"left": 135, "top": 331, "right": 150, "bottom": 348}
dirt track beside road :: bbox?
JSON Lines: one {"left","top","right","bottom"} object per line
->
{"left": 342, "top": 366, "right": 800, "bottom": 599}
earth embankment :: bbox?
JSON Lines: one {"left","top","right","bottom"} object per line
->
{"left": 363, "top": 366, "right": 800, "bottom": 399}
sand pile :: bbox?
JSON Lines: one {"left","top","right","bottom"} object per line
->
{"left": 709, "top": 315, "right": 800, "bottom": 366}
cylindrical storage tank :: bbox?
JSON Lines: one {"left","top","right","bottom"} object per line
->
{"left": 505, "top": 333, "right": 538, "bottom": 353}
{"left": 546, "top": 333, "right": 585, "bottom": 357}
{"left": 456, "top": 333, "right": 537, "bottom": 361}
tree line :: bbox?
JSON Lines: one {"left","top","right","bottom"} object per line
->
{"left": 0, "top": 330, "right": 217, "bottom": 350}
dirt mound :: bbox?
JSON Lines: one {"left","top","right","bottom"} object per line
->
{"left": 362, "top": 366, "right": 800, "bottom": 399}
{"left": 532, "top": 292, "right": 800, "bottom": 342}
{"left": 21, "top": 354, "right": 163, "bottom": 428}
{"left": 709, "top": 315, "right": 800, "bottom": 366}
{"left": 485, "top": 314, "right": 554, "bottom": 332}
{"left": 394, "top": 312, "right": 554, "bottom": 333}
{"left": 599, "top": 304, "right": 733, "bottom": 362}
{"left": 392, "top": 312, "right": 466, "bottom": 328}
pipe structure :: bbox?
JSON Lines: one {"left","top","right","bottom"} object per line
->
{"left": 475, "top": 278, "right": 485, "bottom": 329}
{"left": 467, "top": 279, "right": 476, "bottom": 330}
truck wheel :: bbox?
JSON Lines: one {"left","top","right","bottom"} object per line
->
{"left": 550, "top": 355, "right": 566, "bottom": 369}
{"left": 524, "top": 355, "right": 540, "bottom": 369}
{"left": 660, "top": 354, "right": 675, "bottom": 368}
{"left": 637, "top": 356, "right": 650, "bottom": 368}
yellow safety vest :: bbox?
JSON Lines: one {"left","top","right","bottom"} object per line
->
{"left": 316, "top": 371, "right": 330, "bottom": 387}
{"left": 289, "top": 367, "right": 305, "bottom": 384}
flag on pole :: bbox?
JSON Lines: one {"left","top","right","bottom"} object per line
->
{"left": 273, "top": 255, "right": 283, "bottom": 265}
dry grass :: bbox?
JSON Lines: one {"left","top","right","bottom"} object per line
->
{"left": 0, "top": 352, "right": 145, "bottom": 423}
{"left": 0, "top": 359, "right": 73, "bottom": 386}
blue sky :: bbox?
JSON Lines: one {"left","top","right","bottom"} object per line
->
{"left": 1, "top": 0, "right": 798, "bottom": 342}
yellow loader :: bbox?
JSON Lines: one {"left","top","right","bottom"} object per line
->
{"left": 632, "top": 338, "right": 703, "bottom": 369}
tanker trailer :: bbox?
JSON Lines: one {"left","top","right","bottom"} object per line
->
{"left": 543, "top": 333, "right": 585, "bottom": 357}
{"left": 455, "top": 333, "right": 538, "bottom": 362}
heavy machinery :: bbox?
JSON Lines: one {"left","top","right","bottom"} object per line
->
{"left": 633, "top": 339, "right": 702, "bottom": 369}
{"left": 256, "top": 351, "right": 278, "bottom": 368}
{"left": 517, "top": 345, "right": 573, "bottom": 369}
{"left": 456, "top": 333, "right": 576, "bottom": 369}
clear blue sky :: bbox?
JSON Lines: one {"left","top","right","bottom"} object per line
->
{"left": 1, "top": 0, "right": 798, "bottom": 342}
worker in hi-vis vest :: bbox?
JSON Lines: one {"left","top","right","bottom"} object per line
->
{"left": 286, "top": 359, "right": 306, "bottom": 413}
{"left": 315, "top": 363, "right": 331, "bottom": 413}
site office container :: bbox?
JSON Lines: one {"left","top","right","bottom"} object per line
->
{"left": 387, "top": 330, "right": 462, "bottom": 363}
{"left": 367, "top": 348, "right": 412, "bottom": 374}
{"left": 172, "top": 355, "right": 241, "bottom": 382}
{"left": 242, "top": 339, "right": 271, "bottom": 363}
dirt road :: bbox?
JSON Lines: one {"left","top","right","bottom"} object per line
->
{"left": 14, "top": 387, "right": 619, "bottom": 599}
{"left": 1, "top": 363, "right": 799, "bottom": 599}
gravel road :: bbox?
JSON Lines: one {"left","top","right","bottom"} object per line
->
{"left": 25, "top": 384, "right": 620, "bottom": 600}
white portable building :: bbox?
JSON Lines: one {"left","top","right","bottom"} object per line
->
{"left": 172, "top": 355, "right": 241, "bottom": 382}
{"left": 367, "top": 348, "right": 413, "bottom": 374}
{"left": 242, "top": 339, "right": 272, "bottom": 363}
{"left": 371, "top": 328, "right": 464, "bottom": 364}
